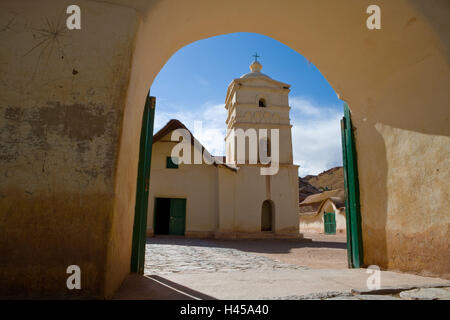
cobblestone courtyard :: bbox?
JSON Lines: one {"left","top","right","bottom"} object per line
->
{"left": 144, "top": 238, "right": 310, "bottom": 275}
{"left": 114, "top": 234, "right": 450, "bottom": 300}
{"left": 144, "top": 233, "right": 347, "bottom": 275}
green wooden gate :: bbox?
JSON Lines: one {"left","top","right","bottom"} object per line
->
{"left": 130, "top": 93, "right": 155, "bottom": 274}
{"left": 324, "top": 212, "right": 336, "bottom": 234}
{"left": 341, "top": 103, "right": 363, "bottom": 268}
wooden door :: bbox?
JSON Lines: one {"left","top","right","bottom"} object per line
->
{"left": 130, "top": 94, "right": 155, "bottom": 274}
{"left": 341, "top": 103, "right": 363, "bottom": 268}
{"left": 324, "top": 212, "right": 336, "bottom": 234}
{"left": 169, "top": 198, "right": 186, "bottom": 236}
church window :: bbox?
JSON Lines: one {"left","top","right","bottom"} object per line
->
{"left": 259, "top": 98, "right": 266, "bottom": 108}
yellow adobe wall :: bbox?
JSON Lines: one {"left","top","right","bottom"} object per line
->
{"left": 232, "top": 165, "right": 299, "bottom": 235}
{"left": 0, "top": 0, "right": 139, "bottom": 297}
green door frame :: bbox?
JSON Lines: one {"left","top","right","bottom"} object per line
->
{"left": 341, "top": 103, "right": 363, "bottom": 268}
{"left": 130, "top": 93, "right": 156, "bottom": 274}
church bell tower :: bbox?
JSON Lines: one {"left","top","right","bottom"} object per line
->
{"left": 224, "top": 58, "right": 294, "bottom": 168}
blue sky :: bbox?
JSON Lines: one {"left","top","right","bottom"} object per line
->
{"left": 150, "top": 32, "right": 343, "bottom": 176}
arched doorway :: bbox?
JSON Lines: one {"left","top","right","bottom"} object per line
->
{"left": 261, "top": 200, "right": 274, "bottom": 232}
{"left": 132, "top": 31, "right": 360, "bottom": 277}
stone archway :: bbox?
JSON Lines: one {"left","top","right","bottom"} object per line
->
{"left": 1, "top": 0, "right": 448, "bottom": 298}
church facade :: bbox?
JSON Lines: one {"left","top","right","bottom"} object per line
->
{"left": 146, "top": 61, "right": 300, "bottom": 238}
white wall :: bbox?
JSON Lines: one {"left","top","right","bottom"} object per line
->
{"left": 147, "top": 135, "right": 219, "bottom": 235}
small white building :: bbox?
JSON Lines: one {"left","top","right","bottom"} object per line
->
{"left": 146, "top": 60, "right": 300, "bottom": 238}
{"left": 299, "top": 189, "right": 346, "bottom": 234}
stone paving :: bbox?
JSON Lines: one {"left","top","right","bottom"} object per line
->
{"left": 136, "top": 236, "right": 450, "bottom": 300}
{"left": 144, "top": 237, "right": 308, "bottom": 275}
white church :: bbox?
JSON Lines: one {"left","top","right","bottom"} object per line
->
{"left": 146, "top": 60, "right": 300, "bottom": 238}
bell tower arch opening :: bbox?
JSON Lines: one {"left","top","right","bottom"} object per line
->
{"left": 259, "top": 98, "right": 266, "bottom": 108}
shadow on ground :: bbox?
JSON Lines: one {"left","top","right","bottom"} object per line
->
{"left": 146, "top": 236, "right": 347, "bottom": 254}
{"left": 113, "top": 274, "right": 216, "bottom": 300}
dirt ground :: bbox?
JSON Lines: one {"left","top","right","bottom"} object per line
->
{"left": 255, "top": 232, "right": 348, "bottom": 269}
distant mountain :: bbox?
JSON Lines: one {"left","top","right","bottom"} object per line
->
{"left": 298, "top": 177, "right": 320, "bottom": 203}
{"left": 298, "top": 166, "right": 345, "bottom": 204}
{"left": 303, "top": 166, "right": 344, "bottom": 191}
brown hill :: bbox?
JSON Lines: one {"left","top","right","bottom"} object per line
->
{"left": 298, "top": 177, "right": 320, "bottom": 203}
{"left": 303, "top": 166, "right": 344, "bottom": 191}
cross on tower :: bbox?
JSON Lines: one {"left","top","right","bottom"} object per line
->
{"left": 252, "top": 52, "right": 260, "bottom": 62}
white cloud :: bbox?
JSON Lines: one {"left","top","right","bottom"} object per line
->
{"left": 153, "top": 101, "right": 227, "bottom": 156}
{"left": 153, "top": 96, "right": 343, "bottom": 176}
{"left": 290, "top": 97, "right": 322, "bottom": 116}
{"left": 290, "top": 97, "right": 343, "bottom": 176}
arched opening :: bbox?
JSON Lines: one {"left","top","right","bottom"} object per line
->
{"left": 120, "top": 14, "right": 382, "bottom": 290}
{"left": 261, "top": 200, "right": 274, "bottom": 232}
{"left": 258, "top": 98, "right": 266, "bottom": 108}
{"left": 131, "top": 31, "right": 355, "bottom": 279}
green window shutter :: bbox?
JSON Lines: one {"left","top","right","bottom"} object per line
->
{"left": 166, "top": 156, "right": 179, "bottom": 169}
